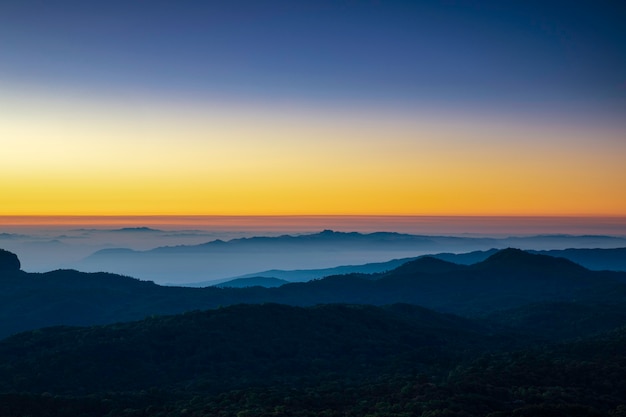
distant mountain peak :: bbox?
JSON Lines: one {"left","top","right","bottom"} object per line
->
{"left": 111, "top": 227, "right": 162, "bottom": 233}
{"left": 216, "top": 277, "right": 289, "bottom": 288}
{"left": 475, "top": 248, "right": 588, "bottom": 272}
{"left": 392, "top": 256, "right": 465, "bottom": 275}
{"left": 487, "top": 247, "right": 531, "bottom": 260}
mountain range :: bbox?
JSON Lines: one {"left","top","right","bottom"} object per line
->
{"left": 75, "top": 230, "right": 626, "bottom": 284}
{"left": 195, "top": 246, "right": 626, "bottom": 287}
{"left": 2, "top": 247, "right": 626, "bottom": 338}
{"left": 2, "top": 246, "right": 626, "bottom": 416}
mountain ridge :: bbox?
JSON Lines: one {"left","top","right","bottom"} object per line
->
{"left": 195, "top": 246, "right": 626, "bottom": 287}
{"left": 472, "top": 247, "right": 589, "bottom": 273}
{"left": 3, "top": 247, "right": 626, "bottom": 338}
{"left": 3, "top": 247, "right": 626, "bottom": 415}
{"left": 75, "top": 231, "right": 626, "bottom": 285}
{"left": 216, "top": 276, "right": 290, "bottom": 288}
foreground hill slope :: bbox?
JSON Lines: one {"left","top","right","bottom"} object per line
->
{"left": 0, "top": 303, "right": 498, "bottom": 395}
{"left": 1, "top": 303, "right": 625, "bottom": 417}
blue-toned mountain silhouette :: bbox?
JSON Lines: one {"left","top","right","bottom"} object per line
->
{"left": 77, "top": 231, "right": 626, "bottom": 284}
{"left": 3, "top": 247, "right": 626, "bottom": 338}
{"left": 3, "top": 247, "right": 626, "bottom": 416}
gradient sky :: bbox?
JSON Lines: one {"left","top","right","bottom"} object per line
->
{"left": 1, "top": 0, "right": 625, "bottom": 216}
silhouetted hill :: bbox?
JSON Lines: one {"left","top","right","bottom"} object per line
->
{"left": 3, "top": 247, "right": 626, "bottom": 416}
{"left": 390, "top": 256, "right": 466, "bottom": 275}
{"left": 216, "top": 276, "right": 289, "bottom": 288}
{"left": 3, "top": 248, "right": 626, "bottom": 338}
{"left": 534, "top": 247, "right": 626, "bottom": 271}
{"left": 146, "top": 230, "right": 437, "bottom": 253}
{"left": 191, "top": 246, "right": 626, "bottom": 287}
{"left": 364, "top": 249, "right": 618, "bottom": 314}
{"left": 186, "top": 256, "right": 418, "bottom": 286}
{"left": 0, "top": 249, "right": 20, "bottom": 272}
{"left": 0, "top": 267, "right": 169, "bottom": 337}
{"left": 78, "top": 230, "right": 448, "bottom": 283}
{"left": 441, "top": 246, "right": 626, "bottom": 272}
{"left": 472, "top": 247, "right": 588, "bottom": 273}
{"left": 109, "top": 227, "right": 162, "bottom": 233}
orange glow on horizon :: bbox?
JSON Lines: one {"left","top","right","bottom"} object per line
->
{"left": 1, "top": 90, "right": 625, "bottom": 218}
{"left": 1, "top": 215, "right": 626, "bottom": 240}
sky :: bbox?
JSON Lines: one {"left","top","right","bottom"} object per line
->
{"left": 1, "top": 0, "right": 625, "bottom": 216}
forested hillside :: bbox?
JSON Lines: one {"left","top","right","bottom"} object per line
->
{"left": 2, "top": 248, "right": 626, "bottom": 416}
{"left": 0, "top": 303, "right": 625, "bottom": 416}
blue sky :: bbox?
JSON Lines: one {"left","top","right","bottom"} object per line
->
{"left": 1, "top": 0, "right": 625, "bottom": 216}
{"left": 2, "top": 0, "right": 624, "bottom": 119}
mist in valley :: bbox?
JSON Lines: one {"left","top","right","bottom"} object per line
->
{"left": 2, "top": 217, "right": 626, "bottom": 285}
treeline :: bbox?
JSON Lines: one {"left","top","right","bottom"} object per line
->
{"left": 0, "top": 303, "right": 625, "bottom": 416}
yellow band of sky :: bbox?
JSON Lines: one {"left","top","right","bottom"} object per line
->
{"left": 1, "top": 88, "right": 625, "bottom": 216}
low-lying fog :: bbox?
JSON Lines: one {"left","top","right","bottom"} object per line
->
{"left": 2, "top": 216, "right": 625, "bottom": 285}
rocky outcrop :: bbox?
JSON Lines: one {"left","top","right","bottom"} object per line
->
{"left": 0, "top": 249, "right": 20, "bottom": 272}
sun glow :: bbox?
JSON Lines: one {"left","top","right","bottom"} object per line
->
{"left": 1, "top": 89, "right": 625, "bottom": 216}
